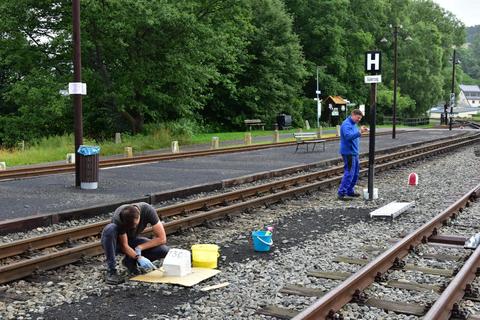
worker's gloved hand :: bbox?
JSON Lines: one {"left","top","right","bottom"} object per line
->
{"left": 134, "top": 246, "right": 142, "bottom": 257}
{"left": 137, "top": 256, "right": 156, "bottom": 272}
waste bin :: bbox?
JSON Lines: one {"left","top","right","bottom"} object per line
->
{"left": 77, "top": 145, "right": 100, "bottom": 190}
{"left": 276, "top": 114, "right": 292, "bottom": 130}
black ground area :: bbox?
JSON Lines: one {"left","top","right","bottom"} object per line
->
{"left": 30, "top": 202, "right": 372, "bottom": 320}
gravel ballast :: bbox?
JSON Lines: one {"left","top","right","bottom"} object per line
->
{"left": 1, "top": 143, "right": 480, "bottom": 319}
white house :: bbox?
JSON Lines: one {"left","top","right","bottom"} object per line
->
{"left": 459, "top": 84, "right": 480, "bottom": 107}
{"left": 429, "top": 105, "right": 479, "bottom": 120}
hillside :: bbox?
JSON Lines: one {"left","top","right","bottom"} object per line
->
{"left": 467, "top": 25, "right": 480, "bottom": 43}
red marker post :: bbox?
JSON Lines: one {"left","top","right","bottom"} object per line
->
{"left": 408, "top": 173, "right": 418, "bottom": 186}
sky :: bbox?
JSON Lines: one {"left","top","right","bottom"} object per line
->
{"left": 432, "top": 0, "right": 479, "bottom": 27}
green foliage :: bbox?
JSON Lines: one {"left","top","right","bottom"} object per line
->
{"left": 459, "top": 26, "right": 480, "bottom": 81}
{"left": 201, "top": 0, "right": 307, "bottom": 130}
{"left": 377, "top": 85, "right": 416, "bottom": 117}
{"left": 0, "top": 0, "right": 474, "bottom": 148}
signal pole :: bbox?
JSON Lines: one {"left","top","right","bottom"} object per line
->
{"left": 72, "top": 0, "right": 83, "bottom": 186}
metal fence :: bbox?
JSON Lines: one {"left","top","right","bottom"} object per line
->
{"left": 383, "top": 117, "right": 430, "bottom": 126}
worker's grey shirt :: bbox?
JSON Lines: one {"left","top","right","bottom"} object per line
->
{"left": 112, "top": 202, "right": 160, "bottom": 239}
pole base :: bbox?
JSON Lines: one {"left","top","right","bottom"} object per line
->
{"left": 81, "top": 182, "right": 98, "bottom": 190}
{"left": 363, "top": 188, "right": 378, "bottom": 200}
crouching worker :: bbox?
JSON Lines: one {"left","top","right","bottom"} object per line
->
{"left": 101, "top": 202, "right": 170, "bottom": 284}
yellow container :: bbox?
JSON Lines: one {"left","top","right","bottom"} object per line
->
{"left": 191, "top": 244, "right": 220, "bottom": 269}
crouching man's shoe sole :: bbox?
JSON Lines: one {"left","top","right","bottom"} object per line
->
{"left": 337, "top": 195, "right": 353, "bottom": 201}
{"left": 106, "top": 272, "right": 125, "bottom": 285}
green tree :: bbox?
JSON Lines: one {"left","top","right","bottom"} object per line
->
{"left": 201, "top": 0, "right": 307, "bottom": 129}
{"left": 0, "top": 0, "right": 71, "bottom": 146}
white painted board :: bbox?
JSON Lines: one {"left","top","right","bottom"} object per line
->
{"left": 370, "top": 201, "right": 414, "bottom": 218}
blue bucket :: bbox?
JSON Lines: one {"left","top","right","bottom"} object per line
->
{"left": 252, "top": 230, "right": 273, "bottom": 252}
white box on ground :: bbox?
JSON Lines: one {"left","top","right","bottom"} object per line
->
{"left": 162, "top": 248, "right": 191, "bottom": 277}
{"left": 363, "top": 188, "right": 378, "bottom": 200}
{"left": 370, "top": 201, "right": 415, "bottom": 218}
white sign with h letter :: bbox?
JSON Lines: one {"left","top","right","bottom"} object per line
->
{"left": 365, "top": 51, "right": 381, "bottom": 74}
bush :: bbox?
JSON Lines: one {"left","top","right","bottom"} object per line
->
{"left": 0, "top": 116, "right": 37, "bottom": 148}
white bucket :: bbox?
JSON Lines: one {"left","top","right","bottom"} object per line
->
{"left": 363, "top": 188, "right": 378, "bottom": 200}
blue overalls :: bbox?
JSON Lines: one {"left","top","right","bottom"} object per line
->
{"left": 338, "top": 116, "right": 361, "bottom": 196}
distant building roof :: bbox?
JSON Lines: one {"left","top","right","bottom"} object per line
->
{"left": 460, "top": 84, "right": 480, "bottom": 93}
{"left": 324, "top": 96, "right": 347, "bottom": 105}
{"left": 430, "top": 106, "right": 480, "bottom": 113}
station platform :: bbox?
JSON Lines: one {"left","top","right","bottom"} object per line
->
{"left": 0, "top": 129, "right": 468, "bottom": 222}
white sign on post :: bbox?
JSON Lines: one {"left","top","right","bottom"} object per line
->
{"left": 365, "top": 51, "right": 382, "bottom": 73}
{"left": 364, "top": 75, "right": 382, "bottom": 83}
{"left": 359, "top": 104, "right": 365, "bottom": 114}
{"left": 68, "top": 82, "right": 87, "bottom": 95}
{"left": 450, "top": 93, "right": 456, "bottom": 106}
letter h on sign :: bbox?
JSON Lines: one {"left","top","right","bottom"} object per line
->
{"left": 365, "top": 51, "right": 381, "bottom": 74}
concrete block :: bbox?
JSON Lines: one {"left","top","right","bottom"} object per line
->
{"left": 124, "top": 147, "right": 133, "bottom": 158}
{"left": 273, "top": 130, "right": 280, "bottom": 143}
{"left": 0, "top": 162, "right": 6, "bottom": 170}
{"left": 211, "top": 137, "right": 219, "bottom": 150}
{"left": 244, "top": 133, "right": 252, "bottom": 145}
{"left": 171, "top": 141, "right": 179, "bottom": 153}
{"left": 115, "top": 132, "right": 122, "bottom": 144}
{"left": 66, "top": 153, "right": 75, "bottom": 164}
{"left": 305, "top": 120, "right": 310, "bottom": 130}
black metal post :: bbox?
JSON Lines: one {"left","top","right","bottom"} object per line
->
{"left": 368, "top": 83, "right": 377, "bottom": 200}
{"left": 392, "top": 26, "right": 398, "bottom": 139}
{"left": 449, "top": 49, "right": 456, "bottom": 131}
{"left": 443, "top": 103, "right": 448, "bottom": 125}
{"left": 73, "top": 0, "right": 83, "bottom": 187}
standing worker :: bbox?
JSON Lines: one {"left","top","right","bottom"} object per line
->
{"left": 338, "top": 109, "right": 369, "bottom": 200}
{"left": 101, "top": 202, "right": 170, "bottom": 284}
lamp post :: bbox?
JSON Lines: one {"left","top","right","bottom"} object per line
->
{"left": 381, "top": 25, "right": 411, "bottom": 139}
{"left": 449, "top": 49, "right": 460, "bottom": 131}
{"left": 315, "top": 66, "right": 321, "bottom": 129}
{"left": 72, "top": 0, "right": 84, "bottom": 187}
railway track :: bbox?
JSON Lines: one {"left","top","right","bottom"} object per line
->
{"left": 257, "top": 183, "right": 480, "bottom": 319}
{"left": 0, "top": 133, "right": 478, "bottom": 286}
{"left": 0, "top": 131, "right": 404, "bottom": 181}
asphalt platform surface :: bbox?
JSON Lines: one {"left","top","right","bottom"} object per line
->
{"left": 0, "top": 129, "right": 467, "bottom": 221}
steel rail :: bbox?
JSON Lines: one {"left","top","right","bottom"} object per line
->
{"left": 0, "top": 135, "right": 477, "bottom": 284}
{"left": 0, "top": 131, "right": 412, "bottom": 181}
{"left": 423, "top": 243, "right": 480, "bottom": 319}
{"left": 292, "top": 183, "right": 480, "bottom": 320}
{"left": 0, "top": 135, "right": 475, "bottom": 261}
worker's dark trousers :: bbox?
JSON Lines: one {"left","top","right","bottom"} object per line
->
{"left": 337, "top": 154, "right": 360, "bottom": 196}
{"left": 101, "top": 223, "right": 170, "bottom": 272}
